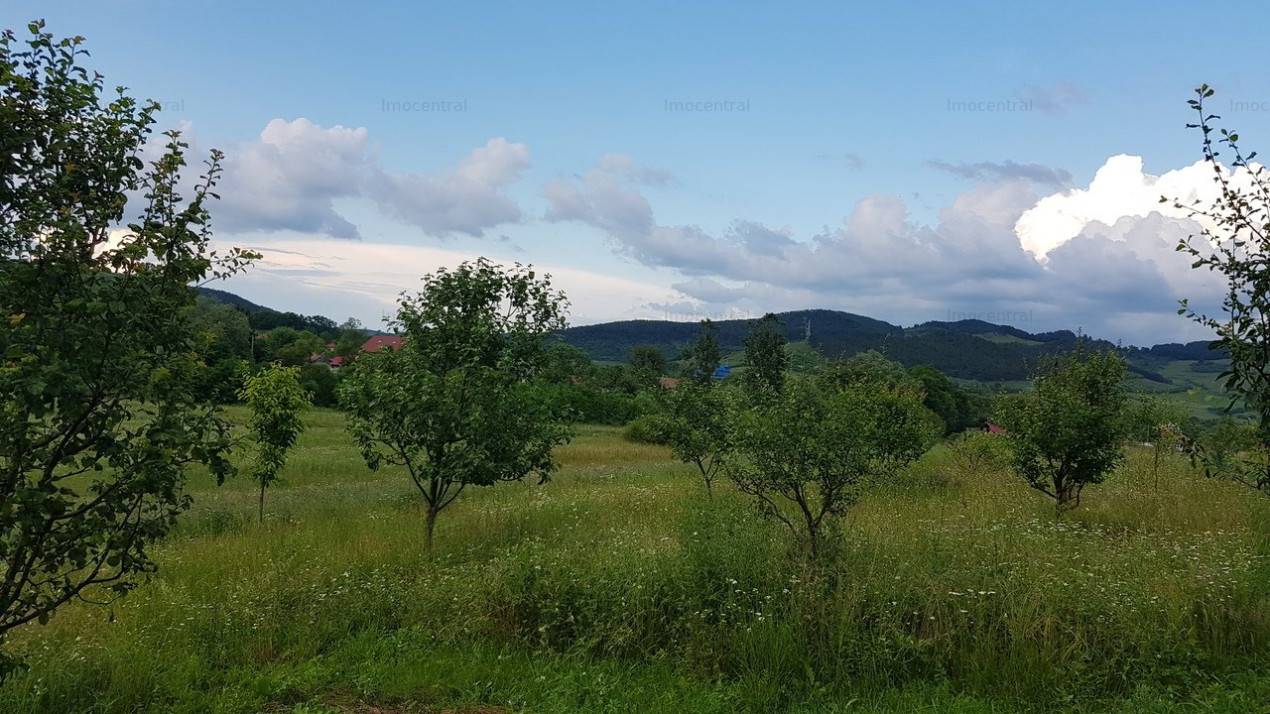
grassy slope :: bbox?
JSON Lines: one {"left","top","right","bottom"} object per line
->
{"left": 4, "top": 410, "right": 1270, "bottom": 713}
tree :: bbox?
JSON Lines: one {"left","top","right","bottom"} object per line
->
{"left": 742, "top": 313, "right": 788, "bottom": 404}
{"left": 679, "top": 319, "right": 721, "bottom": 386}
{"left": 1126, "top": 395, "right": 1185, "bottom": 490}
{"left": 258, "top": 326, "right": 325, "bottom": 367}
{"left": 240, "top": 364, "right": 309, "bottom": 523}
{"left": 1171, "top": 85, "right": 1270, "bottom": 493}
{"left": 727, "top": 377, "right": 936, "bottom": 560}
{"left": 0, "top": 21, "right": 252, "bottom": 677}
{"left": 661, "top": 382, "right": 732, "bottom": 497}
{"left": 629, "top": 344, "right": 669, "bottom": 389}
{"left": 332, "top": 317, "right": 368, "bottom": 361}
{"left": 997, "top": 345, "right": 1128, "bottom": 516}
{"left": 339, "top": 259, "right": 573, "bottom": 551}
{"left": 1182, "top": 417, "right": 1268, "bottom": 489}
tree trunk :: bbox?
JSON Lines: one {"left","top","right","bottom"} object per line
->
{"left": 1153, "top": 445, "right": 1161, "bottom": 491}
{"left": 258, "top": 480, "right": 266, "bottom": 525}
{"left": 424, "top": 504, "right": 438, "bottom": 553}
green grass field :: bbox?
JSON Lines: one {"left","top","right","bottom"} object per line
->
{"left": 5, "top": 408, "right": 1270, "bottom": 713}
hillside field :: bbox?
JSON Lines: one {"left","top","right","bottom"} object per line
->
{"left": 5, "top": 409, "right": 1270, "bottom": 713}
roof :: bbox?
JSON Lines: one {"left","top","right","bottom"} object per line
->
{"left": 985, "top": 422, "right": 1007, "bottom": 435}
{"left": 361, "top": 335, "right": 405, "bottom": 353}
{"left": 659, "top": 376, "right": 680, "bottom": 389}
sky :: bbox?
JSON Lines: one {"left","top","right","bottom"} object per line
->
{"left": 9, "top": 1, "right": 1270, "bottom": 345}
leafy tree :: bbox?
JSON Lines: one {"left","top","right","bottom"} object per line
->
{"left": 240, "top": 364, "right": 309, "bottom": 523}
{"left": 727, "top": 377, "right": 936, "bottom": 560}
{"left": 0, "top": 21, "right": 252, "bottom": 677}
{"left": 339, "top": 259, "right": 573, "bottom": 551}
{"left": 1183, "top": 417, "right": 1268, "bottom": 489}
{"left": 1127, "top": 395, "right": 1185, "bottom": 490}
{"left": 661, "top": 382, "right": 732, "bottom": 496}
{"left": 679, "top": 319, "right": 721, "bottom": 385}
{"left": 742, "top": 313, "right": 788, "bottom": 404}
{"left": 629, "top": 344, "right": 669, "bottom": 388}
{"left": 188, "top": 297, "right": 252, "bottom": 362}
{"left": 907, "top": 364, "right": 993, "bottom": 435}
{"left": 946, "top": 429, "right": 1008, "bottom": 477}
{"left": 538, "top": 341, "right": 594, "bottom": 386}
{"left": 258, "top": 326, "right": 325, "bottom": 367}
{"left": 297, "top": 362, "right": 340, "bottom": 408}
{"left": 997, "top": 345, "right": 1128, "bottom": 516}
{"left": 1171, "top": 85, "right": 1270, "bottom": 492}
{"left": 820, "top": 350, "right": 915, "bottom": 392}
{"left": 332, "top": 318, "right": 368, "bottom": 361}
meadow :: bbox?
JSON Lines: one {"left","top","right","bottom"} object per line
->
{"left": 4, "top": 408, "right": 1270, "bottom": 713}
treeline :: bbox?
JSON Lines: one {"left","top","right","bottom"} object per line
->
{"left": 187, "top": 295, "right": 371, "bottom": 407}
{"left": 558, "top": 310, "right": 1226, "bottom": 384}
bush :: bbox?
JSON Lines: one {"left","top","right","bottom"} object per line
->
{"left": 623, "top": 414, "right": 672, "bottom": 444}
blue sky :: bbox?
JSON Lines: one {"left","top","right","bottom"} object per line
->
{"left": 10, "top": 1, "right": 1270, "bottom": 343}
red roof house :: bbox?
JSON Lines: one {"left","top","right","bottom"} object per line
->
{"left": 985, "top": 421, "right": 1007, "bottom": 435}
{"left": 360, "top": 335, "right": 405, "bottom": 354}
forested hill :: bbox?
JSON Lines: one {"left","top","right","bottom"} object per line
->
{"left": 557, "top": 309, "right": 1224, "bottom": 383}
{"left": 193, "top": 289, "right": 1223, "bottom": 384}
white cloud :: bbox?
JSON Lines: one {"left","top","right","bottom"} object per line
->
{"left": 209, "top": 120, "right": 530, "bottom": 240}
{"left": 209, "top": 237, "right": 684, "bottom": 328}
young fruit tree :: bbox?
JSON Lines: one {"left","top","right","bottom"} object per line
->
{"left": 339, "top": 259, "right": 574, "bottom": 551}
{"left": 0, "top": 22, "right": 253, "bottom": 677}
{"left": 240, "top": 364, "right": 310, "bottom": 524}
{"left": 1170, "top": 85, "right": 1270, "bottom": 491}
{"left": 741, "top": 313, "right": 788, "bottom": 405}
{"left": 726, "top": 377, "right": 937, "bottom": 560}
{"left": 997, "top": 345, "right": 1129, "bottom": 517}
{"left": 660, "top": 320, "right": 729, "bottom": 496}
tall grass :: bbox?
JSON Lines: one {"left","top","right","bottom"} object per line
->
{"left": 2, "top": 411, "right": 1270, "bottom": 712}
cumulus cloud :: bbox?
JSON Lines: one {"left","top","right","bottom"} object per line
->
{"left": 545, "top": 153, "right": 1239, "bottom": 344}
{"left": 212, "top": 120, "right": 529, "bottom": 239}
{"left": 1013, "top": 154, "right": 1239, "bottom": 257}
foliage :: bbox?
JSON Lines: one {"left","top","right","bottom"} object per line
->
{"left": 256, "top": 326, "right": 325, "bottom": 367}
{"left": 1127, "top": 394, "right": 1186, "bottom": 489}
{"left": 679, "top": 319, "right": 721, "bottom": 385}
{"left": 240, "top": 364, "right": 309, "bottom": 523}
{"left": 1172, "top": 84, "right": 1270, "bottom": 492}
{"left": 659, "top": 382, "right": 732, "bottom": 495}
{"left": 741, "top": 313, "right": 788, "bottom": 404}
{"left": 338, "top": 259, "right": 574, "bottom": 550}
{"left": 0, "top": 21, "right": 252, "bottom": 678}
{"left": 1183, "top": 417, "right": 1269, "bottom": 489}
{"left": 997, "top": 345, "right": 1129, "bottom": 516}
{"left": 629, "top": 344, "right": 669, "bottom": 389}
{"left": 820, "top": 349, "right": 915, "bottom": 392}
{"left": 727, "top": 377, "right": 937, "bottom": 559}
{"left": 908, "top": 364, "right": 994, "bottom": 435}
{"left": 946, "top": 428, "right": 1009, "bottom": 476}
{"left": 621, "top": 414, "right": 672, "bottom": 445}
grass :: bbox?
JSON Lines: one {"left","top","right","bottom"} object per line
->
{"left": 4, "top": 408, "right": 1270, "bottom": 712}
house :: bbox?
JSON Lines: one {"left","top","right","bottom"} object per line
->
{"left": 984, "top": 422, "right": 1007, "bottom": 436}
{"left": 360, "top": 335, "right": 405, "bottom": 354}
{"left": 658, "top": 376, "right": 680, "bottom": 389}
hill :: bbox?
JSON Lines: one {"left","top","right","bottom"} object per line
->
{"left": 195, "top": 287, "right": 1226, "bottom": 393}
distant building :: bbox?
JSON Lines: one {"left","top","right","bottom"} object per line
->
{"left": 360, "top": 335, "right": 405, "bottom": 354}
{"left": 659, "top": 376, "right": 680, "bottom": 389}
{"left": 984, "top": 422, "right": 1007, "bottom": 436}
